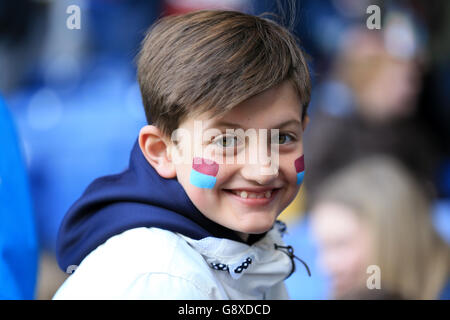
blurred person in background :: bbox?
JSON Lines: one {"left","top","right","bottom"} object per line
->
{"left": 0, "top": 95, "right": 38, "bottom": 299}
{"left": 304, "top": 25, "right": 442, "bottom": 202}
{"left": 310, "top": 156, "right": 450, "bottom": 299}
{"left": 335, "top": 29, "right": 420, "bottom": 124}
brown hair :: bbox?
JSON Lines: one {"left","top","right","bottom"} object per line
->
{"left": 312, "top": 156, "right": 449, "bottom": 299}
{"left": 137, "top": 10, "right": 311, "bottom": 137}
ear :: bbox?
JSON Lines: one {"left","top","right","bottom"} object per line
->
{"left": 302, "top": 114, "right": 310, "bottom": 132}
{"left": 139, "top": 125, "right": 177, "bottom": 179}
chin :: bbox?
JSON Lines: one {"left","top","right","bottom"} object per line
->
{"left": 236, "top": 217, "right": 276, "bottom": 235}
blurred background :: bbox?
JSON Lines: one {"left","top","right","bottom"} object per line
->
{"left": 0, "top": 0, "right": 449, "bottom": 299}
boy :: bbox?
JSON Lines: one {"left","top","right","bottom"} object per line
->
{"left": 54, "top": 10, "right": 311, "bottom": 299}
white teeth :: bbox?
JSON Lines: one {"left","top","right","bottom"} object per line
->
{"left": 231, "top": 190, "right": 273, "bottom": 199}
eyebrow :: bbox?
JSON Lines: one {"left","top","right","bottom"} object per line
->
{"left": 210, "top": 119, "right": 302, "bottom": 130}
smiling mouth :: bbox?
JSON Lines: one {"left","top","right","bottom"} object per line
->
{"left": 223, "top": 188, "right": 281, "bottom": 202}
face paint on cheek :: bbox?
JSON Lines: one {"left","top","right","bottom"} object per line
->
{"left": 295, "top": 155, "right": 305, "bottom": 185}
{"left": 189, "top": 157, "right": 219, "bottom": 189}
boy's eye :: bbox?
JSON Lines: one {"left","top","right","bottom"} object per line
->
{"left": 214, "top": 135, "right": 240, "bottom": 148}
{"left": 275, "top": 133, "right": 294, "bottom": 145}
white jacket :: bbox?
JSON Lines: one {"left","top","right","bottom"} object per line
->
{"left": 53, "top": 223, "right": 294, "bottom": 299}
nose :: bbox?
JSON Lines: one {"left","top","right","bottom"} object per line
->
{"left": 239, "top": 161, "right": 279, "bottom": 185}
{"left": 237, "top": 131, "right": 280, "bottom": 185}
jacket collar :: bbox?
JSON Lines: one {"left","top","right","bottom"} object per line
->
{"left": 179, "top": 221, "right": 293, "bottom": 298}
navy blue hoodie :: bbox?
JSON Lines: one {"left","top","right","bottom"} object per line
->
{"left": 56, "top": 139, "right": 265, "bottom": 272}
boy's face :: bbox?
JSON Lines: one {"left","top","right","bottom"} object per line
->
{"left": 169, "top": 80, "right": 308, "bottom": 238}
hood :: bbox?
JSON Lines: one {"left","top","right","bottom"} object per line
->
{"left": 56, "top": 139, "right": 265, "bottom": 272}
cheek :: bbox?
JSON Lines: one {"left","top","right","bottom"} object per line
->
{"left": 279, "top": 154, "right": 304, "bottom": 186}
{"left": 294, "top": 155, "right": 305, "bottom": 185}
{"left": 189, "top": 157, "right": 219, "bottom": 189}
{"left": 179, "top": 158, "right": 223, "bottom": 212}
{"left": 186, "top": 187, "right": 213, "bottom": 211}
{"left": 178, "top": 167, "right": 215, "bottom": 213}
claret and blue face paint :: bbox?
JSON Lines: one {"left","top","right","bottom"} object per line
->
{"left": 295, "top": 155, "right": 305, "bottom": 185}
{"left": 190, "top": 157, "right": 219, "bottom": 189}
